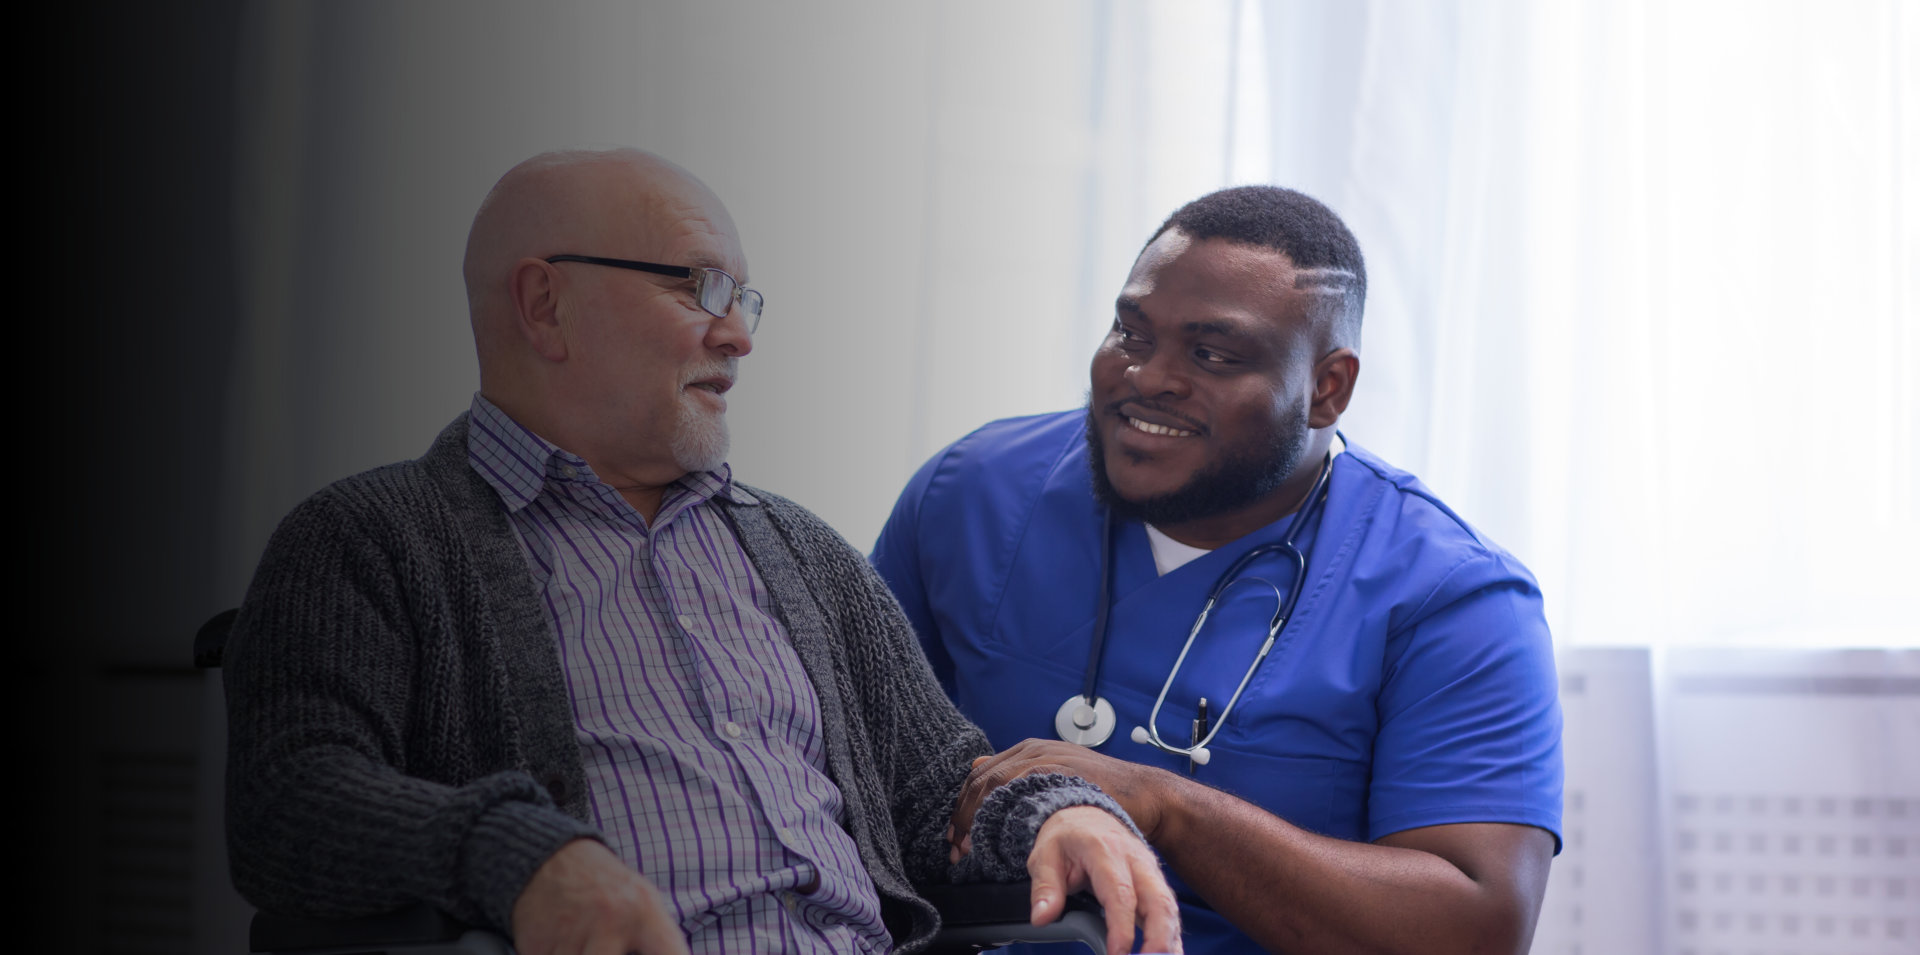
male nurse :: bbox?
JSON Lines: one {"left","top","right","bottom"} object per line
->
{"left": 872, "top": 186, "right": 1562, "bottom": 955}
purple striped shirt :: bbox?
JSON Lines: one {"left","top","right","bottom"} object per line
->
{"left": 467, "top": 395, "right": 887, "bottom": 955}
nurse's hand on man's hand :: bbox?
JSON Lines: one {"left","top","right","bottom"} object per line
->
{"left": 1019, "top": 805, "right": 1183, "bottom": 955}
{"left": 951, "top": 739, "right": 1177, "bottom": 849}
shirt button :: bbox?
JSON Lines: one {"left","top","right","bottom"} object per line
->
{"left": 724, "top": 722, "right": 745, "bottom": 739}
{"left": 782, "top": 892, "right": 798, "bottom": 912}
{"left": 559, "top": 465, "right": 577, "bottom": 479}
{"left": 677, "top": 614, "right": 696, "bottom": 630}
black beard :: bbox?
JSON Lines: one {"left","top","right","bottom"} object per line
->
{"left": 1085, "top": 403, "right": 1307, "bottom": 527}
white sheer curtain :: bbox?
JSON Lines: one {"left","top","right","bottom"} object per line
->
{"left": 1232, "top": 0, "right": 1918, "bottom": 651}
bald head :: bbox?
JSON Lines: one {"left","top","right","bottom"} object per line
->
{"left": 464, "top": 149, "right": 731, "bottom": 351}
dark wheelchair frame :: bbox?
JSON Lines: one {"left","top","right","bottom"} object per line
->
{"left": 200, "top": 609, "right": 1109, "bottom": 954}
{"left": 245, "top": 883, "right": 1106, "bottom": 954}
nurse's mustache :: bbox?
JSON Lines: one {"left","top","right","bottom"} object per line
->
{"left": 1107, "top": 398, "right": 1207, "bottom": 435}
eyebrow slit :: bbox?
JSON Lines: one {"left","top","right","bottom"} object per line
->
{"left": 1293, "top": 267, "right": 1359, "bottom": 293}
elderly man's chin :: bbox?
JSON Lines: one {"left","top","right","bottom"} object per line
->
{"left": 671, "top": 400, "right": 730, "bottom": 474}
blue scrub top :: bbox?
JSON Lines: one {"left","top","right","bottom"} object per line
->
{"left": 873, "top": 411, "right": 1562, "bottom": 954}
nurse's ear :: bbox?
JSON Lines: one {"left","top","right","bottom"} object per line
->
{"left": 1308, "top": 348, "right": 1359, "bottom": 429}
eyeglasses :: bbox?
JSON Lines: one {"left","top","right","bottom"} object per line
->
{"left": 545, "top": 254, "right": 763, "bottom": 333}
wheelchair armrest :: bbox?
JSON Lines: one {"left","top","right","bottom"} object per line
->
{"left": 250, "top": 904, "right": 511, "bottom": 954}
{"left": 195, "top": 607, "right": 237, "bottom": 668}
{"left": 250, "top": 884, "right": 1108, "bottom": 954}
{"left": 921, "top": 881, "right": 1107, "bottom": 953}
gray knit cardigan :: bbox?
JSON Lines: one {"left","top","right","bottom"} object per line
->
{"left": 224, "top": 414, "right": 1131, "bottom": 952}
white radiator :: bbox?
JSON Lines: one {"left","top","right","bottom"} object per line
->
{"left": 1535, "top": 647, "right": 1920, "bottom": 955}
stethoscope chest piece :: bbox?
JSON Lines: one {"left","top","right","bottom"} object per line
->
{"left": 1054, "top": 694, "right": 1117, "bottom": 746}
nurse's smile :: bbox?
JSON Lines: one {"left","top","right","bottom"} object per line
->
{"left": 1124, "top": 415, "right": 1198, "bottom": 438}
{"left": 1107, "top": 402, "right": 1209, "bottom": 465}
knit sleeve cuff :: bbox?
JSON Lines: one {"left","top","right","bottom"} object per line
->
{"left": 458, "top": 797, "right": 606, "bottom": 933}
{"left": 952, "top": 772, "right": 1147, "bottom": 883}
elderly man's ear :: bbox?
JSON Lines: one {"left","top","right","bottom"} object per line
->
{"left": 509, "top": 258, "right": 570, "bottom": 362}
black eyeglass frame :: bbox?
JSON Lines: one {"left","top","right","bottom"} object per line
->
{"left": 544, "top": 254, "right": 763, "bottom": 332}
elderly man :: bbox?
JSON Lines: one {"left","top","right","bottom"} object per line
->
{"left": 873, "top": 186, "right": 1562, "bottom": 954}
{"left": 223, "top": 148, "right": 1178, "bottom": 955}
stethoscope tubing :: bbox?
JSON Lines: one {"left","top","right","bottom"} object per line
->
{"left": 1136, "top": 573, "right": 1287, "bottom": 760}
{"left": 1068, "top": 451, "right": 1335, "bottom": 760}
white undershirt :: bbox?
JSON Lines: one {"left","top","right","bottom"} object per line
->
{"left": 1143, "top": 435, "right": 1345, "bottom": 576}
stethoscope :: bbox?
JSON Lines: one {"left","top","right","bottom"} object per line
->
{"left": 1052, "top": 452, "right": 1334, "bottom": 767}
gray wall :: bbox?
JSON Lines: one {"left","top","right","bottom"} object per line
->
{"left": 46, "top": 2, "right": 245, "bottom": 952}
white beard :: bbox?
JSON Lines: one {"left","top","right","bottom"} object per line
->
{"left": 670, "top": 395, "right": 729, "bottom": 473}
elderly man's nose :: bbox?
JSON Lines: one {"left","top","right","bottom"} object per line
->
{"left": 707, "top": 303, "right": 754, "bottom": 357}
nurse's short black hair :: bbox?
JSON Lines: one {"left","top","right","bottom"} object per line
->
{"left": 1147, "top": 185, "right": 1367, "bottom": 348}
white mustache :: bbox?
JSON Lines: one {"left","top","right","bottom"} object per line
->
{"left": 681, "top": 358, "right": 738, "bottom": 388}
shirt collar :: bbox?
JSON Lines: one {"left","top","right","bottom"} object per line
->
{"left": 677, "top": 466, "right": 760, "bottom": 507}
{"left": 466, "top": 394, "right": 758, "bottom": 512}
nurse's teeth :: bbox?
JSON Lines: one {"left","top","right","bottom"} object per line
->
{"left": 1127, "top": 417, "right": 1196, "bottom": 437}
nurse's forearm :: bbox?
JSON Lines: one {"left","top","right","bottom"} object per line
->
{"left": 949, "top": 740, "right": 1551, "bottom": 952}
{"left": 1150, "top": 776, "right": 1548, "bottom": 955}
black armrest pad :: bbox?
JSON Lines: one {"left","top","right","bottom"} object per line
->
{"left": 921, "top": 881, "right": 1101, "bottom": 927}
{"left": 195, "top": 607, "right": 237, "bottom": 669}
{"left": 250, "top": 904, "right": 472, "bottom": 951}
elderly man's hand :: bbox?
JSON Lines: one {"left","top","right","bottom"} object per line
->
{"left": 1028, "top": 805, "right": 1182, "bottom": 955}
{"left": 511, "top": 839, "right": 688, "bottom": 955}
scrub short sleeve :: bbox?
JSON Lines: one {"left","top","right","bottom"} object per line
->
{"left": 1367, "top": 557, "right": 1564, "bottom": 850}
{"left": 871, "top": 445, "right": 955, "bottom": 693}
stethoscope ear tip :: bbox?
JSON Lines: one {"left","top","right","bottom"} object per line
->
{"left": 1130, "top": 725, "right": 1151, "bottom": 745}
{"left": 1191, "top": 746, "right": 1211, "bottom": 766}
